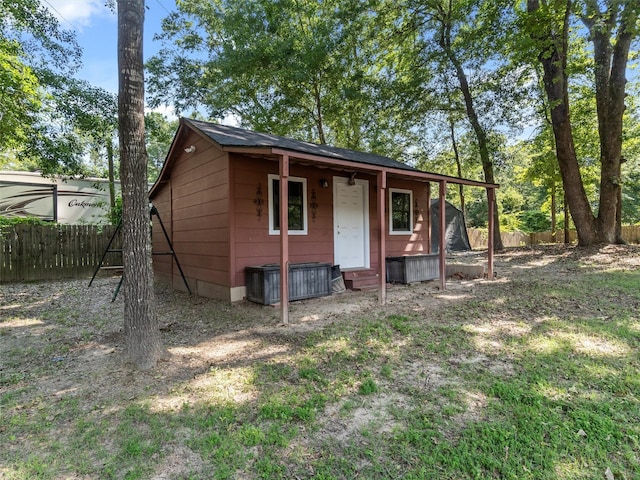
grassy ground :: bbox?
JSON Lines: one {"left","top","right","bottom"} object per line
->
{"left": 1, "top": 245, "right": 639, "bottom": 479}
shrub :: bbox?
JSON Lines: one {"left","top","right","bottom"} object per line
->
{"left": 518, "top": 210, "right": 551, "bottom": 233}
{"left": 0, "top": 216, "right": 50, "bottom": 227}
{"left": 107, "top": 196, "right": 122, "bottom": 226}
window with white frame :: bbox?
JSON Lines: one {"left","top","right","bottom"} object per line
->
{"left": 268, "top": 174, "right": 308, "bottom": 235}
{"left": 389, "top": 188, "right": 413, "bottom": 234}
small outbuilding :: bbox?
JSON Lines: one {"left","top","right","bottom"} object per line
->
{"left": 149, "top": 118, "right": 497, "bottom": 321}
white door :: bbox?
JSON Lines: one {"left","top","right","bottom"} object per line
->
{"left": 333, "top": 177, "right": 369, "bottom": 269}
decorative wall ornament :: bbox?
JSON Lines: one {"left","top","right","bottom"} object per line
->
{"left": 254, "top": 184, "right": 264, "bottom": 219}
{"left": 310, "top": 189, "right": 318, "bottom": 221}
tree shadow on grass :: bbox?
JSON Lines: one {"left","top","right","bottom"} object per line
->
{"left": 2, "top": 246, "right": 639, "bottom": 478}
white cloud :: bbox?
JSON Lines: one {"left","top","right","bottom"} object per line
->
{"left": 43, "top": 0, "right": 112, "bottom": 30}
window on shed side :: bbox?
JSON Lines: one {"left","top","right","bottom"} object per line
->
{"left": 389, "top": 188, "right": 413, "bottom": 234}
{"left": 268, "top": 174, "right": 308, "bottom": 235}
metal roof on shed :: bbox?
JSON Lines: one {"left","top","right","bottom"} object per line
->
{"left": 184, "top": 118, "right": 419, "bottom": 172}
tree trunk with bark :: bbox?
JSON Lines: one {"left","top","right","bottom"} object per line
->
{"left": 551, "top": 182, "right": 557, "bottom": 243}
{"left": 117, "top": 0, "right": 162, "bottom": 370}
{"left": 582, "top": 1, "right": 636, "bottom": 244}
{"left": 447, "top": 53, "right": 504, "bottom": 250}
{"left": 527, "top": 0, "right": 597, "bottom": 244}
{"left": 564, "top": 191, "right": 570, "bottom": 244}
{"left": 527, "top": 0, "right": 638, "bottom": 246}
{"left": 449, "top": 117, "right": 466, "bottom": 220}
{"left": 438, "top": 22, "right": 503, "bottom": 250}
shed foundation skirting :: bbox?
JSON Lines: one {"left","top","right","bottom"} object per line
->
{"left": 194, "top": 279, "right": 233, "bottom": 301}
{"left": 386, "top": 254, "right": 440, "bottom": 284}
{"left": 245, "top": 262, "right": 332, "bottom": 305}
{"left": 230, "top": 286, "right": 247, "bottom": 303}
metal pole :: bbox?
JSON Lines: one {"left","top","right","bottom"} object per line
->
{"left": 151, "top": 206, "right": 191, "bottom": 295}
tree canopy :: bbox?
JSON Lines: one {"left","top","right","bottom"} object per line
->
{"left": 147, "top": 0, "right": 428, "bottom": 158}
{"left": 2, "top": 0, "right": 640, "bottom": 242}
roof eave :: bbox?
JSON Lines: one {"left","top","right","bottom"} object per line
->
{"left": 266, "top": 147, "right": 498, "bottom": 189}
{"left": 150, "top": 119, "right": 498, "bottom": 200}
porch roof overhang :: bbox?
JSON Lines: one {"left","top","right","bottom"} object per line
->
{"left": 222, "top": 145, "right": 498, "bottom": 189}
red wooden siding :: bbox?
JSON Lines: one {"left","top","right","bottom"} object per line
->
{"left": 383, "top": 178, "right": 430, "bottom": 255}
{"left": 230, "top": 154, "right": 334, "bottom": 287}
{"left": 151, "top": 183, "right": 172, "bottom": 283}
{"left": 229, "top": 155, "right": 431, "bottom": 289}
{"left": 152, "top": 132, "right": 230, "bottom": 294}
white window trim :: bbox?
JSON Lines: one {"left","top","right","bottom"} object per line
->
{"left": 389, "top": 188, "right": 413, "bottom": 235}
{"left": 268, "top": 174, "right": 308, "bottom": 235}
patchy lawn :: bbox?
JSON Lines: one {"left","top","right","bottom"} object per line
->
{"left": 1, "top": 245, "right": 639, "bottom": 479}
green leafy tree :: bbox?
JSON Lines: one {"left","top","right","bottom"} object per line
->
{"left": 0, "top": 0, "right": 79, "bottom": 71}
{"left": 621, "top": 88, "right": 640, "bottom": 224}
{"left": 147, "top": 0, "right": 425, "bottom": 156}
{"left": 0, "top": 0, "right": 98, "bottom": 175}
{"left": 0, "top": 39, "right": 40, "bottom": 152}
{"left": 145, "top": 112, "right": 177, "bottom": 182}
{"left": 50, "top": 77, "right": 119, "bottom": 207}
{"left": 26, "top": 76, "right": 120, "bottom": 183}
{"left": 388, "top": 0, "right": 524, "bottom": 249}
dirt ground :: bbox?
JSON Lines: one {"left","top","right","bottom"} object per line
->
{"left": 2, "top": 245, "right": 639, "bottom": 407}
{"left": 2, "top": 244, "right": 639, "bottom": 478}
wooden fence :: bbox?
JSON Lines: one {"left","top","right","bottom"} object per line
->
{"left": 468, "top": 225, "right": 640, "bottom": 249}
{"left": 2, "top": 223, "right": 639, "bottom": 283}
{"left": 0, "top": 224, "right": 122, "bottom": 283}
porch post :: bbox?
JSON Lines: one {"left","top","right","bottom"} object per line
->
{"left": 487, "top": 186, "right": 495, "bottom": 280}
{"left": 378, "top": 171, "right": 387, "bottom": 305}
{"left": 279, "top": 155, "right": 290, "bottom": 324}
{"left": 426, "top": 182, "right": 431, "bottom": 254}
{"left": 439, "top": 180, "right": 447, "bottom": 291}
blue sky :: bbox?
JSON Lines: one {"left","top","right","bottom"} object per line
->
{"left": 44, "top": 0, "right": 175, "bottom": 100}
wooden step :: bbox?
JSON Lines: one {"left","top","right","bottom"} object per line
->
{"left": 344, "top": 273, "right": 380, "bottom": 291}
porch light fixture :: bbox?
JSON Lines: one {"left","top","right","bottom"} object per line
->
{"left": 319, "top": 179, "right": 329, "bottom": 188}
{"left": 184, "top": 145, "right": 196, "bottom": 153}
{"left": 348, "top": 172, "right": 357, "bottom": 185}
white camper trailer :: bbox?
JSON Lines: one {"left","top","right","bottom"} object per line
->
{"left": 0, "top": 171, "right": 120, "bottom": 224}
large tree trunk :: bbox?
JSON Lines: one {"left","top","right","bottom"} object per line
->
{"left": 564, "top": 191, "right": 570, "bottom": 244}
{"left": 451, "top": 60, "right": 503, "bottom": 250}
{"left": 529, "top": 0, "right": 637, "bottom": 246}
{"left": 117, "top": 0, "right": 162, "bottom": 370}
{"left": 312, "top": 81, "right": 326, "bottom": 144}
{"left": 440, "top": 36, "right": 503, "bottom": 250}
{"left": 528, "top": 0, "right": 598, "bottom": 245}
{"left": 582, "top": 2, "right": 636, "bottom": 244}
